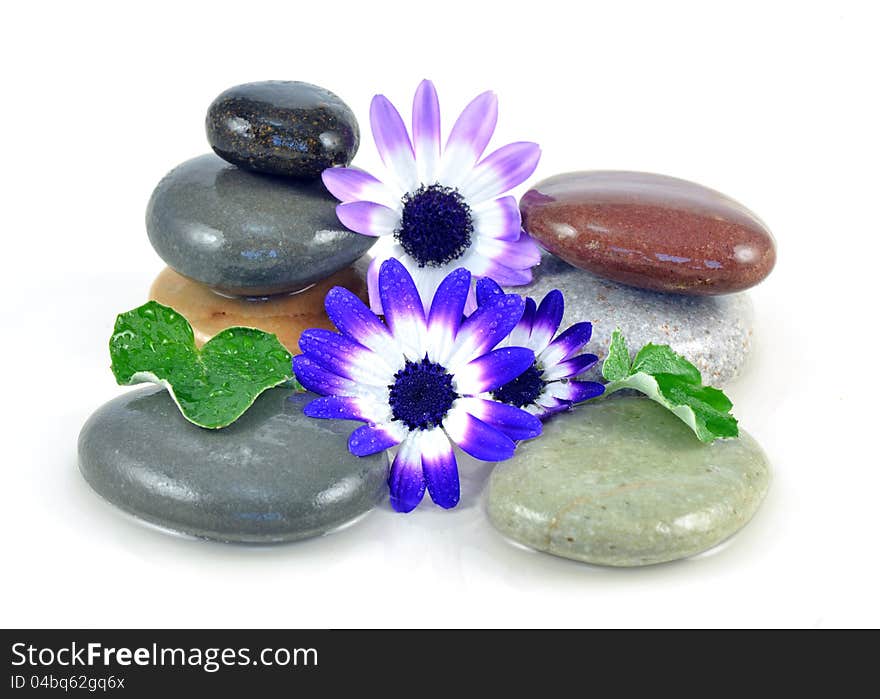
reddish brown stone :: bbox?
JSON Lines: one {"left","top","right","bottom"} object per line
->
{"left": 520, "top": 171, "right": 776, "bottom": 295}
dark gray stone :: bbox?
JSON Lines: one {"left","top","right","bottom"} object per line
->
{"left": 146, "top": 154, "right": 374, "bottom": 296}
{"left": 206, "top": 80, "right": 359, "bottom": 178}
{"left": 78, "top": 387, "right": 389, "bottom": 543}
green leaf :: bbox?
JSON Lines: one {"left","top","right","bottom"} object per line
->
{"left": 631, "top": 343, "right": 702, "bottom": 384}
{"left": 109, "top": 301, "right": 294, "bottom": 429}
{"left": 602, "top": 331, "right": 738, "bottom": 443}
{"left": 602, "top": 329, "right": 632, "bottom": 381}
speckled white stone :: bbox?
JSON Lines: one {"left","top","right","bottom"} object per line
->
{"left": 506, "top": 254, "right": 754, "bottom": 385}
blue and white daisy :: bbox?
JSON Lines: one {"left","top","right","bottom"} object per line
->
{"left": 322, "top": 79, "right": 542, "bottom": 314}
{"left": 477, "top": 280, "right": 605, "bottom": 418}
{"left": 292, "top": 258, "right": 543, "bottom": 513}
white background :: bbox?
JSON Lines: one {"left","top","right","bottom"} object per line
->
{"left": 1, "top": 1, "right": 877, "bottom": 629}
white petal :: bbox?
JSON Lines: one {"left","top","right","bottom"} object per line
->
{"left": 472, "top": 197, "right": 521, "bottom": 241}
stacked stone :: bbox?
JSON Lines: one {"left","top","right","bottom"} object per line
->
{"left": 81, "top": 104, "right": 778, "bottom": 559}
{"left": 512, "top": 171, "right": 776, "bottom": 385}
{"left": 484, "top": 171, "right": 776, "bottom": 566}
{"left": 145, "top": 81, "right": 373, "bottom": 353}
{"left": 80, "top": 82, "right": 390, "bottom": 545}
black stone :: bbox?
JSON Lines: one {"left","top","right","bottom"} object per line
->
{"left": 206, "top": 81, "right": 359, "bottom": 179}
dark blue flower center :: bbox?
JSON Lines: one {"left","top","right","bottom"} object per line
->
{"left": 492, "top": 363, "right": 546, "bottom": 408}
{"left": 396, "top": 184, "right": 473, "bottom": 267}
{"left": 389, "top": 356, "right": 458, "bottom": 430}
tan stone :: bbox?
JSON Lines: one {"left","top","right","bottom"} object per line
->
{"left": 149, "top": 265, "right": 368, "bottom": 354}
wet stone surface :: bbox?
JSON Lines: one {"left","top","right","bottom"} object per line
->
{"left": 521, "top": 171, "right": 776, "bottom": 295}
{"left": 149, "top": 264, "right": 368, "bottom": 355}
{"left": 78, "top": 387, "right": 389, "bottom": 543}
{"left": 146, "top": 154, "right": 373, "bottom": 296}
{"left": 206, "top": 80, "right": 359, "bottom": 178}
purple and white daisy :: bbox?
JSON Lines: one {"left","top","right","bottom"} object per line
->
{"left": 476, "top": 280, "right": 605, "bottom": 418}
{"left": 322, "top": 79, "right": 542, "bottom": 314}
{"left": 292, "top": 258, "right": 542, "bottom": 513}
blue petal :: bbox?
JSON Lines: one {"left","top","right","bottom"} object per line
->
{"left": 521, "top": 297, "right": 537, "bottom": 328}
{"left": 508, "top": 296, "right": 537, "bottom": 347}
{"left": 537, "top": 397, "right": 572, "bottom": 417}
{"left": 292, "top": 355, "right": 357, "bottom": 396}
{"left": 298, "top": 329, "right": 376, "bottom": 382}
{"left": 475, "top": 277, "right": 505, "bottom": 307}
{"left": 539, "top": 322, "right": 594, "bottom": 367}
{"left": 348, "top": 423, "right": 403, "bottom": 457}
{"left": 378, "top": 258, "right": 426, "bottom": 346}
{"left": 421, "top": 430, "right": 460, "bottom": 509}
{"left": 444, "top": 410, "right": 516, "bottom": 462}
{"left": 427, "top": 267, "right": 471, "bottom": 344}
{"left": 551, "top": 380, "right": 606, "bottom": 404}
{"left": 303, "top": 396, "right": 370, "bottom": 422}
{"left": 324, "top": 286, "right": 400, "bottom": 359}
{"left": 544, "top": 353, "right": 599, "bottom": 381}
{"left": 455, "top": 346, "right": 535, "bottom": 394}
{"left": 447, "top": 293, "right": 525, "bottom": 368}
{"left": 529, "top": 290, "right": 564, "bottom": 352}
{"left": 458, "top": 397, "right": 543, "bottom": 441}
{"left": 388, "top": 437, "right": 426, "bottom": 512}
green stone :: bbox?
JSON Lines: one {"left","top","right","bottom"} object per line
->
{"left": 486, "top": 396, "right": 770, "bottom": 567}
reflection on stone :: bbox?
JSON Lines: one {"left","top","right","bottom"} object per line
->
{"left": 145, "top": 153, "right": 373, "bottom": 295}
{"left": 149, "top": 264, "right": 367, "bottom": 354}
{"left": 521, "top": 171, "right": 776, "bottom": 295}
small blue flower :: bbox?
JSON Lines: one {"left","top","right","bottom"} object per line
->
{"left": 293, "top": 258, "right": 542, "bottom": 513}
{"left": 477, "top": 280, "right": 605, "bottom": 418}
{"left": 322, "top": 80, "right": 542, "bottom": 314}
